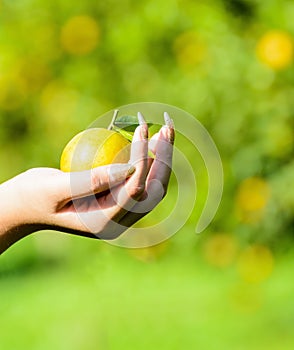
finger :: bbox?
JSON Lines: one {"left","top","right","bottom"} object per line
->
{"left": 117, "top": 114, "right": 175, "bottom": 227}
{"left": 120, "top": 120, "right": 149, "bottom": 199}
{"left": 149, "top": 132, "right": 159, "bottom": 155}
{"left": 56, "top": 114, "right": 174, "bottom": 237}
{"left": 117, "top": 179, "right": 164, "bottom": 228}
{"left": 103, "top": 120, "right": 150, "bottom": 221}
{"left": 56, "top": 163, "right": 136, "bottom": 201}
{"left": 147, "top": 125, "right": 174, "bottom": 191}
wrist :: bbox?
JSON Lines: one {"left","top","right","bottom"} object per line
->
{"left": 0, "top": 178, "right": 38, "bottom": 253}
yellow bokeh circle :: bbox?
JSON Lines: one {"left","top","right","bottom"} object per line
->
{"left": 128, "top": 241, "right": 169, "bottom": 263}
{"left": 18, "top": 57, "right": 51, "bottom": 93}
{"left": 236, "top": 177, "right": 270, "bottom": 224}
{"left": 256, "top": 30, "right": 293, "bottom": 70}
{"left": 0, "top": 74, "right": 27, "bottom": 110}
{"left": 40, "top": 80, "right": 80, "bottom": 139}
{"left": 203, "top": 233, "right": 239, "bottom": 268}
{"left": 60, "top": 15, "right": 100, "bottom": 55}
{"left": 237, "top": 245, "right": 274, "bottom": 283}
{"left": 173, "top": 31, "right": 206, "bottom": 70}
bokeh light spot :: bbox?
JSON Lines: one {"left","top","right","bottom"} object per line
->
{"left": 173, "top": 31, "right": 206, "bottom": 70}
{"left": 0, "top": 74, "right": 27, "bottom": 110}
{"left": 203, "top": 233, "right": 239, "bottom": 268}
{"left": 40, "top": 80, "right": 80, "bottom": 138}
{"left": 60, "top": 15, "right": 100, "bottom": 56}
{"left": 236, "top": 177, "right": 270, "bottom": 224}
{"left": 256, "top": 30, "right": 293, "bottom": 70}
{"left": 17, "top": 57, "right": 51, "bottom": 94}
{"left": 128, "top": 241, "right": 168, "bottom": 263}
{"left": 237, "top": 245, "right": 274, "bottom": 283}
{"left": 127, "top": 230, "right": 169, "bottom": 263}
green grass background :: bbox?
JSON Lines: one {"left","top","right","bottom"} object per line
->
{"left": 1, "top": 233, "right": 294, "bottom": 350}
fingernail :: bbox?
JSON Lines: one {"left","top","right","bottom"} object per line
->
{"left": 137, "top": 112, "right": 146, "bottom": 125}
{"left": 164, "top": 112, "right": 175, "bottom": 129}
{"left": 137, "top": 112, "right": 148, "bottom": 139}
{"left": 141, "top": 124, "right": 148, "bottom": 139}
{"left": 110, "top": 164, "right": 136, "bottom": 182}
{"left": 127, "top": 164, "right": 136, "bottom": 176}
{"left": 163, "top": 112, "right": 175, "bottom": 144}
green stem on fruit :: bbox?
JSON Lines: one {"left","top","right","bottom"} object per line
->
{"left": 108, "top": 109, "right": 119, "bottom": 130}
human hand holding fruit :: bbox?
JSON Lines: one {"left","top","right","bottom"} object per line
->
{"left": 0, "top": 112, "right": 174, "bottom": 254}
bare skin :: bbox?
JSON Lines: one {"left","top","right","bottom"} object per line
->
{"left": 0, "top": 120, "right": 174, "bottom": 254}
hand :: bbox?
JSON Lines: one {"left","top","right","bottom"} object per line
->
{"left": 0, "top": 119, "right": 174, "bottom": 254}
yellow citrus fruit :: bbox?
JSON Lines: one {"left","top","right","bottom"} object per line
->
{"left": 60, "top": 128, "right": 130, "bottom": 172}
{"left": 256, "top": 30, "right": 293, "bottom": 70}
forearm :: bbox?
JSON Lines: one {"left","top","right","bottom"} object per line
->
{"left": 0, "top": 179, "right": 34, "bottom": 254}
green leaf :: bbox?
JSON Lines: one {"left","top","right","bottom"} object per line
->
{"left": 109, "top": 113, "right": 158, "bottom": 142}
{"left": 113, "top": 127, "right": 134, "bottom": 142}
{"left": 113, "top": 115, "right": 139, "bottom": 132}
{"left": 112, "top": 115, "right": 153, "bottom": 132}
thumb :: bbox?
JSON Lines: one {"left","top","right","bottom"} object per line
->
{"left": 149, "top": 132, "right": 159, "bottom": 155}
{"left": 57, "top": 163, "right": 135, "bottom": 200}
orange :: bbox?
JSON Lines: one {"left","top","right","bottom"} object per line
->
{"left": 60, "top": 128, "right": 130, "bottom": 172}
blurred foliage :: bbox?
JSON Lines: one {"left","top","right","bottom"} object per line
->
{"left": 1, "top": 0, "right": 294, "bottom": 348}
{"left": 0, "top": 0, "right": 293, "bottom": 242}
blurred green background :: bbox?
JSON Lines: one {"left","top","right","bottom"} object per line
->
{"left": 1, "top": 0, "right": 294, "bottom": 349}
